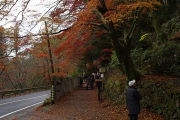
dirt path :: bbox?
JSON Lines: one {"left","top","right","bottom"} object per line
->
{"left": 29, "top": 87, "right": 164, "bottom": 120}
{"left": 4, "top": 87, "right": 164, "bottom": 120}
{"left": 30, "top": 87, "right": 125, "bottom": 120}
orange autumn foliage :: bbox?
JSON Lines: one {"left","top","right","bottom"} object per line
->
{"left": 50, "top": 0, "right": 162, "bottom": 77}
{"left": 86, "top": 0, "right": 161, "bottom": 25}
{"left": 51, "top": 72, "right": 67, "bottom": 78}
{"left": 36, "top": 52, "right": 49, "bottom": 58}
{"left": 0, "top": 63, "right": 8, "bottom": 70}
{"left": 53, "top": 0, "right": 161, "bottom": 56}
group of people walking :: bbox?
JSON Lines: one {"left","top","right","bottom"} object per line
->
{"left": 85, "top": 74, "right": 95, "bottom": 90}
{"left": 79, "top": 73, "right": 100, "bottom": 90}
{"left": 80, "top": 75, "right": 95, "bottom": 90}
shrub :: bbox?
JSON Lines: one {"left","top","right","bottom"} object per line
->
{"left": 104, "top": 69, "right": 127, "bottom": 105}
{"left": 138, "top": 80, "right": 180, "bottom": 119}
{"left": 43, "top": 97, "right": 52, "bottom": 106}
{"left": 131, "top": 41, "right": 180, "bottom": 76}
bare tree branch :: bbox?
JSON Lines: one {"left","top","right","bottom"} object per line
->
{"left": 0, "top": 0, "right": 19, "bottom": 21}
{"left": 15, "top": 0, "right": 31, "bottom": 25}
{"left": 126, "top": 7, "right": 144, "bottom": 41}
{"left": 3, "top": 27, "right": 71, "bottom": 38}
{"left": 27, "top": 0, "right": 63, "bottom": 35}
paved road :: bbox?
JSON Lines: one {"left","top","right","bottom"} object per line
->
{"left": 0, "top": 90, "right": 50, "bottom": 119}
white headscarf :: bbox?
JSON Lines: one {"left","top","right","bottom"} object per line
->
{"left": 128, "top": 79, "right": 136, "bottom": 86}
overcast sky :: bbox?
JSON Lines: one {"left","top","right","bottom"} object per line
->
{"left": 0, "top": 0, "right": 58, "bottom": 36}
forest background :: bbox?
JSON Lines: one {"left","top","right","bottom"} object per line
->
{"left": 0, "top": 0, "right": 180, "bottom": 119}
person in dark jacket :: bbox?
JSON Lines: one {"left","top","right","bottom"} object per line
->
{"left": 126, "top": 79, "right": 142, "bottom": 120}
{"left": 90, "top": 75, "right": 95, "bottom": 89}
{"left": 79, "top": 77, "right": 83, "bottom": 89}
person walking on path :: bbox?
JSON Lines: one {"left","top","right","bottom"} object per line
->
{"left": 126, "top": 79, "right": 142, "bottom": 120}
{"left": 85, "top": 74, "right": 91, "bottom": 90}
{"left": 90, "top": 75, "right": 95, "bottom": 89}
{"left": 79, "top": 77, "right": 83, "bottom": 89}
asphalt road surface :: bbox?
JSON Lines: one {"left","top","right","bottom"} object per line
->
{"left": 0, "top": 90, "right": 50, "bottom": 119}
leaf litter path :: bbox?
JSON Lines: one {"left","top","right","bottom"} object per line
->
{"left": 30, "top": 87, "right": 164, "bottom": 120}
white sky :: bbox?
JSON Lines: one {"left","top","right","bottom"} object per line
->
{"left": 0, "top": 0, "right": 61, "bottom": 57}
{"left": 0, "top": 0, "right": 59, "bottom": 36}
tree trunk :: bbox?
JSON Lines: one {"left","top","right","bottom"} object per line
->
{"left": 96, "top": 0, "right": 140, "bottom": 81}
{"left": 110, "top": 32, "right": 139, "bottom": 81}
{"left": 120, "top": 46, "right": 139, "bottom": 81}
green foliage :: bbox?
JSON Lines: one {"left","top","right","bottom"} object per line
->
{"left": 161, "top": 16, "right": 180, "bottom": 40}
{"left": 139, "top": 33, "right": 153, "bottom": 42}
{"left": 138, "top": 80, "right": 180, "bottom": 119}
{"left": 109, "top": 51, "right": 120, "bottom": 68}
{"left": 104, "top": 70, "right": 126, "bottom": 105}
{"left": 131, "top": 41, "right": 180, "bottom": 76}
{"left": 130, "top": 5, "right": 180, "bottom": 77}
{"left": 68, "top": 70, "right": 78, "bottom": 78}
{"left": 43, "top": 97, "right": 51, "bottom": 106}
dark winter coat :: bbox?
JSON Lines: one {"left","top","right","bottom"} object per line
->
{"left": 126, "top": 86, "right": 142, "bottom": 114}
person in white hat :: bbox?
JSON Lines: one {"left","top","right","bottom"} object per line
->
{"left": 126, "top": 79, "right": 142, "bottom": 120}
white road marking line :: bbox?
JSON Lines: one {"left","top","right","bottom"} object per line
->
{"left": 0, "top": 94, "right": 48, "bottom": 106}
{"left": 0, "top": 101, "right": 43, "bottom": 119}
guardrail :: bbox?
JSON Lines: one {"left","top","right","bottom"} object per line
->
{"left": 0, "top": 78, "right": 80, "bottom": 100}
{"left": 0, "top": 86, "right": 50, "bottom": 99}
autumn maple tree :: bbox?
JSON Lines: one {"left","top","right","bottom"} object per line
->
{"left": 52, "top": 0, "right": 161, "bottom": 80}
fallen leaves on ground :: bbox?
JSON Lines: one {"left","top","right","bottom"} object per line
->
{"left": 30, "top": 87, "right": 165, "bottom": 120}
